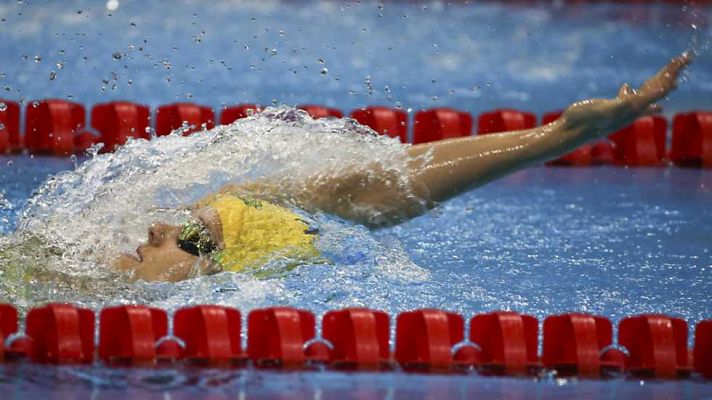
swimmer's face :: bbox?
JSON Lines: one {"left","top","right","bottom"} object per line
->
{"left": 112, "top": 211, "right": 222, "bottom": 281}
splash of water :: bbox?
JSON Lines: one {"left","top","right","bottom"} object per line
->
{"left": 0, "top": 107, "right": 430, "bottom": 312}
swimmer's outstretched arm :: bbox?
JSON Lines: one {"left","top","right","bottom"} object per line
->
{"left": 211, "top": 53, "right": 691, "bottom": 227}
{"left": 403, "top": 53, "right": 692, "bottom": 204}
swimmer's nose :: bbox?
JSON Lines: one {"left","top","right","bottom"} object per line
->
{"left": 148, "top": 223, "right": 179, "bottom": 246}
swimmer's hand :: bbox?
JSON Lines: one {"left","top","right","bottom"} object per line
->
{"left": 561, "top": 52, "right": 694, "bottom": 139}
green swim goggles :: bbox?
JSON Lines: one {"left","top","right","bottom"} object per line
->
{"left": 177, "top": 219, "right": 216, "bottom": 257}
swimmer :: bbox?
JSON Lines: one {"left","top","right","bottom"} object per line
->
{"left": 111, "top": 53, "right": 693, "bottom": 282}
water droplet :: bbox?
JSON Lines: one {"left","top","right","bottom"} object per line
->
{"left": 318, "top": 58, "right": 325, "bottom": 64}
{"left": 56, "top": 61, "right": 64, "bottom": 70}
{"left": 34, "top": 55, "right": 42, "bottom": 63}
{"left": 0, "top": 103, "right": 6, "bottom": 112}
{"left": 320, "top": 67, "right": 328, "bottom": 75}
{"left": 49, "top": 71, "right": 57, "bottom": 81}
{"left": 32, "top": 101, "right": 39, "bottom": 108}
{"left": 112, "top": 51, "right": 122, "bottom": 60}
{"left": 6, "top": 160, "right": 12, "bottom": 167}
{"left": 106, "top": 0, "right": 119, "bottom": 11}
{"left": 0, "top": 123, "right": 5, "bottom": 130}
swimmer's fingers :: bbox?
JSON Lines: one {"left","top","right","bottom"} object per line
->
{"left": 633, "top": 52, "right": 693, "bottom": 107}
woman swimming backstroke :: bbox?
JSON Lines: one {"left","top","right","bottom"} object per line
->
{"left": 112, "top": 52, "right": 693, "bottom": 282}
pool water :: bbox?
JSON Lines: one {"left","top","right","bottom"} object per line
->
{"left": 1, "top": 0, "right": 712, "bottom": 398}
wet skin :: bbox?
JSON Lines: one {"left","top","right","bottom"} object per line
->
{"left": 113, "top": 209, "right": 222, "bottom": 282}
{"left": 113, "top": 53, "right": 693, "bottom": 282}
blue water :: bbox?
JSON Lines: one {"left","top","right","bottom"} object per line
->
{"left": 1, "top": 0, "right": 712, "bottom": 398}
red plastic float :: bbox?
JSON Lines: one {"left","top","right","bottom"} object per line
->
{"left": 298, "top": 104, "right": 343, "bottom": 119}
{"left": 25, "top": 99, "right": 86, "bottom": 156}
{"left": 543, "top": 313, "right": 623, "bottom": 377}
{"left": 73, "top": 130, "right": 101, "bottom": 154}
{"left": 322, "top": 308, "right": 390, "bottom": 370}
{"left": 92, "top": 101, "right": 151, "bottom": 152}
{"left": 477, "top": 108, "right": 536, "bottom": 135}
{"left": 671, "top": 111, "right": 712, "bottom": 168}
{"left": 618, "top": 314, "right": 691, "bottom": 378}
{"left": 413, "top": 108, "right": 473, "bottom": 144}
{"left": 155, "top": 102, "right": 215, "bottom": 136}
{"left": 694, "top": 319, "right": 712, "bottom": 379}
{"left": 395, "top": 309, "right": 470, "bottom": 371}
{"left": 609, "top": 116, "right": 667, "bottom": 166}
{"left": 0, "top": 304, "right": 18, "bottom": 362}
{"left": 25, "top": 303, "right": 94, "bottom": 364}
{"left": 173, "top": 305, "right": 242, "bottom": 366}
{"left": 591, "top": 140, "right": 615, "bottom": 165}
{"left": 247, "top": 307, "right": 316, "bottom": 368}
{"left": 220, "top": 104, "right": 263, "bottom": 125}
{"left": 350, "top": 106, "right": 408, "bottom": 142}
{"left": 470, "top": 311, "right": 539, "bottom": 375}
{"left": 98, "top": 305, "right": 168, "bottom": 365}
{"left": 0, "top": 100, "right": 21, "bottom": 153}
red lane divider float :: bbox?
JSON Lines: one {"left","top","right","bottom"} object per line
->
{"left": 470, "top": 311, "right": 539, "bottom": 376}
{"left": 298, "top": 104, "right": 343, "bottom": 119}
{"left": 220, "top": 104, "right": 264, "bottom": 125}
{"left": 695, "top": 320, "right": 712, "bottom": 379}
{"left": 619, "top": 314, "right": 691, "bottom": 379}
{"left": 0, "top": 303, "right": 710, "bottom": 380}
{"left": 156, "top": 102, "right": 215, "bottom": 136}
{"left": 478, "top": 109, "right": 536, "bottom": 135}
{"left": 395, "top": 309, "right": 475, "bottom": 372}
{"left": 99, "top": 305, "right": 168, "bottom": 366}
{"left": 609, "top": 116, "right": 668, "bottom": 167}
{"left": 322, "top": 308, "right": 390, "bottom": 370}
{"left": 174, "top": 305, "right": 243, "bottom": 366}
{"left": 25, "top": 303, "right": 94, "bottom": 364}
{"left": 350, "top": 106, "right": 408, "bottom": 143}
{"left": 92, "top": 101, "right": 151, "bottom": 152}
{"left": 671, "top": 111, "right": 712, "bottom": 168}
{"left": 0, "top": 99, "right": 21, "bottom": 154}
{"left": 247, "top": 307, "right": 317, "bottom": 368}
{"left": 543, "top": 313, "right": 624, "bottom": 378}
{"left": 413, "top": 107, "right": 472, "bottom": 144}
{"left": 1, "top": 97, "right": 711, "bottom": 169}
{"left": 0, "top": 304, "right": 18, "bottom": 363}
{"left": 25, "top": 99, "right": 86, "bottom": 156}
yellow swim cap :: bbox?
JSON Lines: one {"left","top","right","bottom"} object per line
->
{"left": 206, "top": 195, "right": 318, "bottom": 272}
